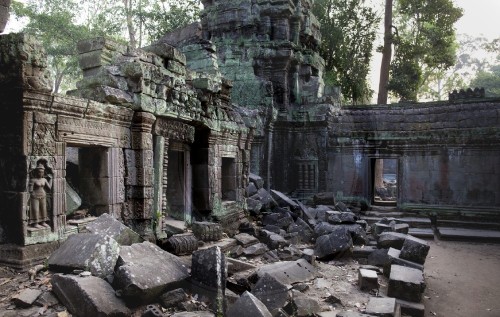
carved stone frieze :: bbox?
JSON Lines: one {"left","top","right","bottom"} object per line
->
{"left": 153, "top": 118, "right": 195, "bottom": 143}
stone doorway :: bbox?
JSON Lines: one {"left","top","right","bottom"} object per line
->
{"left": 371, "top": 158, "right": 398, "bottom": 205}
{"left": 221, "top": 157, "right": 237, "bottom": 201}
{"left": 65, "top": 146, "right": 122, "bottom": 217}
{"left": 166, "top": 143, "right": 192, "bottom": 223}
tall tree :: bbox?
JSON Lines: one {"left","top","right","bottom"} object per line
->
{"left": 377, "top": 0, "right": 392, "bottom": 105}
{"left": 313, "top": 0, "right": 379, "bottom": 104}
{"left": 388, "top": 0, "right": 463, "bottom": 101}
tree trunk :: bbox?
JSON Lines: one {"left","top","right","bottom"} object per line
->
{"left": 123, "top": 0, "right": 137, "bottom": 48}
{"left": 377, "top": 0, "right": 393, "bottom": 105}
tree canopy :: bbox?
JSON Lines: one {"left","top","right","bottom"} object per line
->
{"left": 313, "top": 0, "right": 380, "bottom": 104}
{"left": 387, "top": 0, "right": 463, "bottom": 101}
{"left": 11, "top": 0, "right": 201, "bottom": 93}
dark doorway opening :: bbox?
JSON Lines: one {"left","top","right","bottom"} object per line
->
{"left": 166, "top": 143, "right": 192, "bottom": 222}
{"left": 221, "top": 157, "right": 236, "bottom": 201}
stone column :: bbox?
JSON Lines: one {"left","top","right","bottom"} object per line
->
{"left": 153, "top": 135, "right": 165, "bottom": 237}
{"left": 124, "top": 111, "right": 156, "bottom": 240}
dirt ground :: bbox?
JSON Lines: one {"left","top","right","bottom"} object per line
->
{"left": 424, "top": 240, "right": 500, "bottom": 317}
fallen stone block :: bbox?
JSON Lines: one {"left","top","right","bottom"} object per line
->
{"left": 314, "top": 222, "right": 336, "bottom": 237}
{"left": 48, "top": 233, "right": 120, "bottom": 278}
{"left": 246, "top": 182, "right": 258, "bottom": 197}
{"left": 367, "top": 248, "right": 389, "bottom": 266}
{"left": 160, "top": 233, "right": 198, "bottom": 256}
{"left": 301, "top": 248, "right": 316, "bottom": 265}
{"left": 383, "top": 248, "right": 423, "bottom": 277}
{"left": 251, "top": 188, "right": 278, "bottom": 210}
{"left": 396, "top": 299, "right": 425, "bottom": 317}
{"left": 345, "top": 224, "right": 369, "bottom": 245}
{"left": 171, "top": 312, "right": 214, "bottom": 317}
{"left": 334, "top": 312, "right": 377, "bottom": 317}
{"left": 388, "top": 264, "right": 425, "bottom": 302}
{"left": 252, "top": 273, "right": 289, "bottom": 313}
{"left": 358, "top": 268, "right": 378, "bottom": 291}
{"left": 377, "top": 232, "right": 407, "bottom": 250}
{"left": 159, "top": 288, "right": 188, "bottom": 309}
{"left": 192, "top": 222, "right": 223, "bottom": 242}
{"left": 353, "top": 245, "right": 377, "bottom": 259}
{"left": 314, "top": 227, "right": 353, "bottom": 260}
{"left": 243, "top": 243, "right": 269, "bottom": 256}
{"left": 365, "top": 297, "right": 398, "bottom": 317}
{"left": 235, "top": 233, "right": 259, "bottom": 247}
{"left": 85, "top": 213, "right": 142, "bottom": 245}
{"left": 271, "top": 190, "right": 299, "bottom": 209}
{"left": 287, "top": 290, "right": 321, "bottom": 316}
{"left": 246, "top": 198, "right": 263, "bottom": 215}
{"left": 226, "top": 291, "right": 272, "bottom": 317}
{"left": 51, "top": 274, "right": 130, "bottom": 317}
{"left": 249, "top": 173, "right": 264, "bottom": 189}
{"left": 34, "top": 291, "right": 59, "bottom": 307}
{"left": 399, "top": 235, "right": 430, "bottom": 265}
{"left": 339, "top": 212, "right": 357, "bottom": 224}
{"left": 143, "top": 304, "right": 166, "bottom": 317}
{"left": 373, "top": 223, "right": 392, "bottom": 236}
{"left": 312, "top": 192, "right": 336, "bottom": 206}
{"left": 12, "top": 289, "right": 42, "bottom": 307}
{"left": 254, "top": 259, "right": 315, "bottom": 287}
{"left": 114, "top": 241, "right": 189, "bottom": 303}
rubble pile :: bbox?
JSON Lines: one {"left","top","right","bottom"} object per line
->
{"left": 0, "top": 174, "right": 430, "bottom": 317}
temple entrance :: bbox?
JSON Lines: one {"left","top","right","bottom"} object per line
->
{"left": 65, "top": 146, "right": 121, "bottom": 217}
{"left": 166, "top": 143, "right": 192, "bottom": 222}
{"left": 371, "top": 158, "right": 398, "bottom": 205}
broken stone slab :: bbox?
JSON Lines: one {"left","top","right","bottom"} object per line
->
{"left": 253, "top": 259, "right": 316, "bottom": 287}
{"left": 396, "top": 299, "right": 425, "bottom": 317}
{"left": 365, "top": 297, "right": 398, "bottom": 317}
{"left": 352, "top": 245, "right": 377, "bottom": 259}
{"left": 159, "top": 288, "right": 188, "bottom": 309}
{"left": 251, "top": 188, "right": 278, "bottom": 210}
{"left": 399, "top": 235, "right": 430, "bottom": 265}
{"left": 246, "top": 182, "right": 258, "bottom": 197}
{"left": 249, "top": 173, "right": 264, "bottom": 189}
{"left": 287, "top": 290, "right": 321, "bottom": 317}
{"left": 377, "top": 232, "right": 407, "bottom": 250}
{"left": 277, "top": 246, "right": 302, "bottom": 261}
{"left": 367, "top": 248, "right": 389, "bottom": 266}
{"left": 34, "top": 291, "right": 59, "bottom": 307}
{"left": 384, "top": 248, "right": 424, "bottom": 277}
{"left": 51, "top": 274, "right": 130, "bottom": 317}
{"left": 289, "top": 218, "right": 314, "bottom": 243}
{"left": 48, "top": 233, "right": 120, "bottom": 278}
{"left": 335, "top": 201, "right": 349, "bottom": 212}
{"left": 114, "top": 241, "right": 189, "bottom": 303}
{"left": 314, "top": 227, "right": 353, "bottom": 260}
{"left": 246, "top": 198, "right": 263, "bottom": 215}
{"left": 85, "top": 213, "right": 143, "bottom": 246}
{"left": 344, "top": 224, "right": 369, "bottom": 245}
{"left": 252, "top": 273, "right": 289, "bottom": 313}
{"left": 301, "top": 249, "right": 316, "bottom": 265}
{"left": 142, "top": 304, "right": 166, "bottom": 317}
{"left": 358, "top": 268, "right": 378, "bottom": 291}
{"left": 235, "top": 233, "right": 259, "bottom": 247}
{"left": 263, "top": 232, "right": 289, "bottom": 250}
{"left": 373, "top": 223, "right": 393, "bottom": 236}
{"left": 227, "top": 258, "right": 257, "bottom": 275}
{"left": 12, "top": 289, "right": 42, "bottom": 307}
{"left": 226, "top": 291, "right": 272, "bottom": 317}
{"left": 65, "top": 181, "right": 82, "bottom": 215}
{"left": 314, "top": 222, "right": 336, "bottom": 236}
{"left": 192, "top": 222, "right": 223, "bottom": 242}
{"left": 388, "top": 265, "right": 425, "bottom": 302}
{"left": 339, "top": 212, "right": 357, "bottom": 224}
{"left": 243, "top": 243, "right": 269, "bottom": 256}
{"left": 271, "top": 190, "right": 299, "bottom": 209}
{"left": 191, "top": 247, "right": 226, "bottom": 314}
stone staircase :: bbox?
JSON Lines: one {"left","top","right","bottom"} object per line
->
{"left": 361, "top": 206, "right": 434, "bottom": 240}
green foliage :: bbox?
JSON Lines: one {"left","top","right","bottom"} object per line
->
{"left": 313, "top": 0, "right": 379, "bottom": 104}
{"left": 388, "top": 0, "right": 463, "bottom": 101}
{"left": 470, "top": 65, "right": 500, "bottom": 97}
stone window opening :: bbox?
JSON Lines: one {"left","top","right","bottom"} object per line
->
{"left": 296, "top": 161, "right": 318, "bottom": 193}
{"left": 221, "top": 157, "right": 237, "bottom": 201}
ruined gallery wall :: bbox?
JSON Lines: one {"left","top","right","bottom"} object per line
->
{"left": 328, "top": 100, "right": 500, "bottom": 216}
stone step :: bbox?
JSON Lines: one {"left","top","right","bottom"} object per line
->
{"left": 436, "top": 227, "right": 500, "bottom": 242}
{"left": 436, "top": 219, "right": 500, "bottom": 231}
{"left": 163, "top": 217, "right": 187, "bottom": 236}
{"left": 408, "top": 228, "right": 435, "bottom": 240}
{"left": 396, "top": 217, "right": 432, "bottom": 229}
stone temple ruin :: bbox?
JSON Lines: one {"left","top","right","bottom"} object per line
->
{"left": 0, "top": 0, "right": 499, "bottom": 316}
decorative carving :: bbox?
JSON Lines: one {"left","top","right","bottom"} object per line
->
{"left": 33, "top": 123, "right": 56, "bottom": 156}
{"left": 153, "top": 118, "right": 195, "bottom": 143}
{"left": 27, "top": 159, "right": 53, "bottom": 229}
